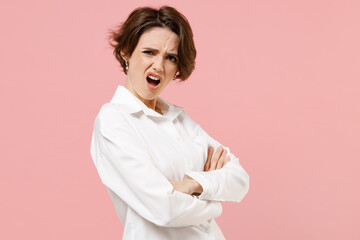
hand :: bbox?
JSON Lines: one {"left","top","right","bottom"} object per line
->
{"left": 170, "top": 175, "right": 203, "bottom": 195}
{"left": 170, "top": 146, "right": 231, "bottom": 195}
{"left": 204, "top": 146, "right": 231, "bottom": 171}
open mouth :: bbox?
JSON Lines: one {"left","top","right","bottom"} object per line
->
{"left": 146, "top": 75, "right": 161, "bottom": 86}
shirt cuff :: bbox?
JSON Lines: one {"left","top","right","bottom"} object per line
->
{"left": 184, "top": 171, "right": 213, "bottom": 200}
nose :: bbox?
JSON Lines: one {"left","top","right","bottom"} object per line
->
{"left": 152, "top": 56, "right": 164, "bottom": 73}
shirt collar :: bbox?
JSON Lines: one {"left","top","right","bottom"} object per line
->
{"left": 110, "top": 85, "right": 184, "bottom": 121}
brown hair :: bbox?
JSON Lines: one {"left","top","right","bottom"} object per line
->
{"left": 107, "top": 6, "right": 196, "bottom": 81}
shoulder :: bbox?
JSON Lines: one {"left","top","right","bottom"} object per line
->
{"left": 175, "top": 109, "right": 199, "bottom": 130}
{"left": 95, "top": 103, "right": 133, "bottom": 131}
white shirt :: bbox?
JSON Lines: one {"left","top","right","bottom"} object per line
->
{"left": 90, "top": 85, "right": 249, "bottom": 240}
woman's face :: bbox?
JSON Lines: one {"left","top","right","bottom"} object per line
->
{"left": 123, "top": 27, "right": 179, "bottom": 108}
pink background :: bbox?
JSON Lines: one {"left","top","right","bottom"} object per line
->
{"left": 1, "top": 0, "right": 359, "bottom": 239}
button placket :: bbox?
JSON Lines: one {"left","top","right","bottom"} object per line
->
{"left": 161, "top": 119, "right": 199, "bottom": 172}
{"left": 166, "top": 120, "right": 182, "bottom": 141}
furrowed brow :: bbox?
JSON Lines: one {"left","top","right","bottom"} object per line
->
{"left": 142, "top": 47, "right": 159, "bottom": 52}
{"left": 143, "top": 47, "right": 177, "bottom": 55}
{"left": 167, "top": 52, "right": 178, "bottom": 57}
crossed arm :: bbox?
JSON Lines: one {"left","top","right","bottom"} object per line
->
{"left": 170, "top": 145, "right": 231, "bottom": 195}
{"left": 91, "top": 107, "right": 249, "bottom": 227}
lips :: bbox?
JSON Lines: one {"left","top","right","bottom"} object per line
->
{"left": 146, "top": 73, "right": 161, "bottom": 86}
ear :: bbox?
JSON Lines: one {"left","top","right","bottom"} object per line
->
{"left": 174, "top": 71, "right": 180, "bottom": 79}
{"left": 120, "top": 50, "right": 129, "bottom": 61}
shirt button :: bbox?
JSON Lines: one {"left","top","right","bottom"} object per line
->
{"left": 189, "top": 163, "right": 193, "bottom": 170}
{"left": 177, "top": 136, "right": 181, "bottom": 140}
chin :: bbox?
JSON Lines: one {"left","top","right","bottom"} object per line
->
{"left": 140, "top": 89, "right": 158, "bottom": 99}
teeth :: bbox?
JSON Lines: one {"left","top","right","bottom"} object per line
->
{"left": 148, "top": 75, "right": 160, "bottom": 81}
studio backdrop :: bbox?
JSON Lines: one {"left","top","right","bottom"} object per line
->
{"left": 1, "top": 0, "right": 359, "bottom": 239}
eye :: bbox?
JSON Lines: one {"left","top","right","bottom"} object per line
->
{"left": 167, "top": 55, "right": 177, "bottom": 63}
{"left": 143, "top": 50, "right": 154, "bottom": 55}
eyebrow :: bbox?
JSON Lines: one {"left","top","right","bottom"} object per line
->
{"left": 142, "top": 47, "right": 178, "bottom": 57}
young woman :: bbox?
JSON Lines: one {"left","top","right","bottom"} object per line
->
{"left": 90, "top": 6, "right": 249, "bottom": 240}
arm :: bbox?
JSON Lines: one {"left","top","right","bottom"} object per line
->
{"left": 90, "top": 107, "right": 222, "bottom": 228}
{"left": 170, "top": 147, "right": 230, "bottom": 196}
{"left": 184, "top": 123, "right": 250, "bottom": 202}
{"left": 170, "top": 175, "right": 204, "bottom": 195}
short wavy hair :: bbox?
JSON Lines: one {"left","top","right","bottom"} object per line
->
{"left": 107, "top": 6, "right": 196, "bottom": 81}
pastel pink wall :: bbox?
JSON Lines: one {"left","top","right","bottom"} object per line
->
{"left": 1, "top": 0, "right": 359, "bottom": 239}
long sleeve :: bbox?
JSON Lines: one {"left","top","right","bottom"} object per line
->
{"left": 184, "top": 122, "right": 250, "bottom": 203}
{"left": 90, "top": 107, "right": 222, "bottom": 228}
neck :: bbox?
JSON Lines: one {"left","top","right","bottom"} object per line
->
{"left": 143, "top": 98, "right": 157, "bottom": 110}
{"left": 125, "top": 80, "right": 157, "bottom": 111}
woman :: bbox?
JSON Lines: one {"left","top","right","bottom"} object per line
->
{"left": 90, "top": 6, "right": 249, "bottom": 240}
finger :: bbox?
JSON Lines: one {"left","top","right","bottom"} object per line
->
{"left": 204, "top": 147, "right": 213, "bottom": 171}
{"left": 210, "top": 146, "right": 223, "bottom": 170}
{"left": 216, "top": 149, "right": 227, "bottom": 169}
